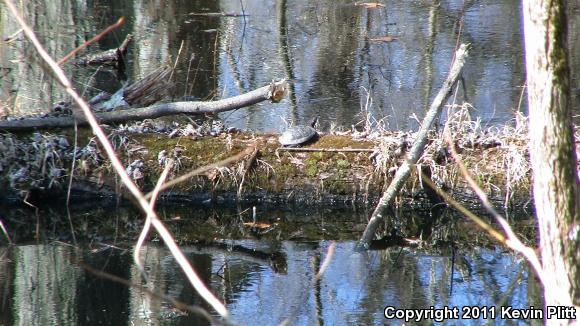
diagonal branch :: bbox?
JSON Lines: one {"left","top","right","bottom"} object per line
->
{"left": 356, "top": 44, "right": 470, "bottom": 250}
{"left": 440, "top": 129, "right": 547, "bottom": 285}
{"left": 57, "top": 17, "right": 125, "bottom": 65}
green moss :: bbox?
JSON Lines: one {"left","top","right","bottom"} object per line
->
{"left": 323, "top": 176, "right": 351, "bottom": 195}
{"left": 306, "top": 164, "right": 318, "bottom": 177}
{"left": 316, "top": 135, "right": 373, "bottom": 149}
{"left": 336, "top": 159, "right": 350, "bottom": 169}
{"left": 273, "top": 164, "right": 299, "bottom": 188}
{"left": 312, "top": 152, "right": 325, "bottom": 160}
{"left": 0, "top": 128, "right": 536, "bottom": 210}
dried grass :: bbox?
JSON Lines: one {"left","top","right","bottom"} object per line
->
{"left": 367, "top": 102, "right": 533, "bottom": 209}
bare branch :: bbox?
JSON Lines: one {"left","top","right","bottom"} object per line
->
{"left": 357, "top": 44, "right": 470, "bottom": 249}
{"left": 441, "top": 128, "right": 547, "bottom": 286}
{"left": 0, "top": 218, "right": 13, "bottom": 244}
{"left": 0, "top": 80, "right": 287, "bottom": 131}
{"left": 58, "top": 17, "right": 126, "bottom": 65}
{"left": 134, "top": 159, "right": 174, "bottom": 282}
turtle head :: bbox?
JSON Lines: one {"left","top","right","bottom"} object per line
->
{"left": 310, "top": 116, "right": 319, "bottom": 128}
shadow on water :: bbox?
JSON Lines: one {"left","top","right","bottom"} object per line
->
{"left": 0, "top": 204, "right": 542, "bottom": 325}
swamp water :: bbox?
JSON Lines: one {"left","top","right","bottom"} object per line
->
{"left": 0, "top": 205, "right": 541, "bottom": 326}
{"left": 1, "top": 1, "right": 579, "bottom": 127}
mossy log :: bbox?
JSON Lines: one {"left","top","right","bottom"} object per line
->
{"left": 0, "top": 126, "right": 551, "bottom": 214}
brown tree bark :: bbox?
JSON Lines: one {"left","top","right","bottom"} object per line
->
{"left": 522, "top": 0, "right": 580, "bottom": 320}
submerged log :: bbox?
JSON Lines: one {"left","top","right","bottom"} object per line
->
{"left": 74, "top": 33, "right": 133, "bottom": 67}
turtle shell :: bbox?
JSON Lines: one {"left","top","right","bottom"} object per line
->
{"left": 278, "top": 125, "right": 318, "bottom": 146}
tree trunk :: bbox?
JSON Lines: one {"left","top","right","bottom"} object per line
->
{"left": 522, "top": 0, "right": 580, "bottom": 321}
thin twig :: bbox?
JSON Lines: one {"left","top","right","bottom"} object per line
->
{"left": 169, "top": 40, "right": 184, "bottom": 81}
{"left": 3, "top": 28, "right": 23, "bottom": 42}
{"left": 441, "top": 128, "right": 546, "bottom": 285}
{"left": 134, "top": 159, "right": 174, "bottom": 282}
{"left": 277, "top": 147, "right": 375, "bottom": 152}
{"left": 145, "top": 144, "right": 256, "bottom": 200}
{"left": 188, "top": 12, "right": 248, "bottom": 17}
{"left": 184, "top": 53, "right": 196, "bottom": 97}
{"left": 65, "top": 121, "right": 78, "bottom": 245}
{"left": 3, "top": 0, "right": 230, "bottom": 320}
{"left": 57, "top": 17, "right": 125, "bottom": 65}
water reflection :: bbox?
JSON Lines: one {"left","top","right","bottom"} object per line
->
{"left": 0, "top": 241, "right": 540, "bottom": 325}
{"left": 2, "top": 1, "right": 578, "bottom": 129}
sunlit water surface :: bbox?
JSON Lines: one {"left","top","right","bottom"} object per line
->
{"left": 2, "top": 1, "right": 579, "bottom": 129}
{"left": 0, "top": 205, "right": 541, "bottom": 326}
{"left": 0, "top": 241, "right": 540, "bottom": 326}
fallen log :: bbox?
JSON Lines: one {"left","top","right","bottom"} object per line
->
{"left": 0, "top": 121, "right": 554, "bottom": 218}
{"left": 0, "top": 79, "right": 288, "bottom": 131}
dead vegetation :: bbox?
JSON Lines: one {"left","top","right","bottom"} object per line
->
{"left": 0, "top": 103, "right": 559, "bottom": 214}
